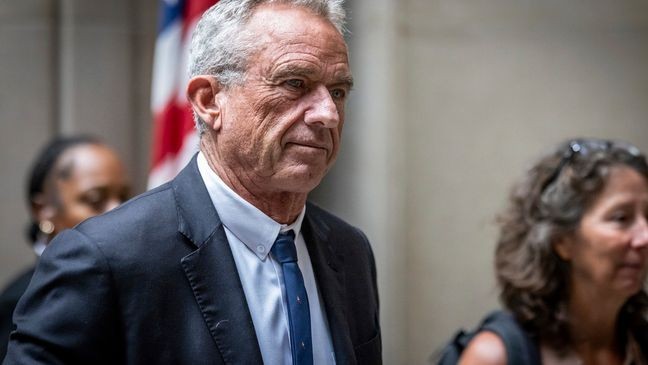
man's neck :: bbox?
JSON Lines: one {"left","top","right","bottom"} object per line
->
{"left": 202, "top": 149, "right": 306, "bottom": 224}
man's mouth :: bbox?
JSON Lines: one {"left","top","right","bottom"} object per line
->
{"left": 286, "top": 141, "right": 329, "bottom": 151}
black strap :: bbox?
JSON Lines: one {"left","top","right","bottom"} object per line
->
{"left": 632, "top": 326, "right": 648, "bottom": 358}
{"left": 479, "top": 311, "right": 541, "bottom": 365}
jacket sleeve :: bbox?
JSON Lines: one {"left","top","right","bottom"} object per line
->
{"left": 3, "top": 229, "right": 121, "bottom": 365}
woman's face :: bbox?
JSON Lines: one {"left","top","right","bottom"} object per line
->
{"left": 44, "top": 144, "right": 130, "bottom": 237}
{"left": 556, "top": 165, "right": 648, "bottom": 300}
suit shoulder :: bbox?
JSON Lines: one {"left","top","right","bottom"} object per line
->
{"left": 105, "top": 181, "right": 175, "bottom": 217}
{"left": 77, "top": 183, "right": 176, "bottom": 232}
{"left": 72, "top": 183, "right": 180, "bottom": 256}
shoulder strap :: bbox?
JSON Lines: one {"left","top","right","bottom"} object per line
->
{"left": 433, "top": 328, "right": 472, "bottom": 365}
{"left": 479, "top": 311, "right": 541, "bottom": 365}
{"left": 631, "top": 326, "right": 648, "bottom": 358}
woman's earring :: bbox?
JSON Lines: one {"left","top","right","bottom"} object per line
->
{"left": 39, "top": 220, "right": 55, "bottom": 235}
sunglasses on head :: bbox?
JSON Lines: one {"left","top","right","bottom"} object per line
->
{"left": 540, "top": 139, "right": 644, "bottom": 193}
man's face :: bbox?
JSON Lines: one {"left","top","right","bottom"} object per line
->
{"left": 214, "top": 4, "right": 352, "bottom": 194}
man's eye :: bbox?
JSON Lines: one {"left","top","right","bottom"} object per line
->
{"left": 285, "top": 79, "right": 304, "bottom": 88}
{"left": 330, "top": 88, "right": 346, "bottom": 100}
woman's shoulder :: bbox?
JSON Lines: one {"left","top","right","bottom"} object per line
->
{"left": 458, "top": 331, "right": 508, "bottom": 365}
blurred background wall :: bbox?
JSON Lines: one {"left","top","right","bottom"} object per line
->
{"left": 0, "top": 0, "right": 156, "bottom": 299}
{"left": 2, "top": 0, "right": 648, "bottom": 364}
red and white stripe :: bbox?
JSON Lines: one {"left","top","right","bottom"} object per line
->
{"left": 149, "top": 0, "right": 218, "bottom": 189}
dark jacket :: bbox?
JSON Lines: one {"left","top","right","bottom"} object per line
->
{"left": 3, "top": 156, "right": 381, "bottom": 365}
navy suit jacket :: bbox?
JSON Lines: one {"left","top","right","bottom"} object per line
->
{"left": 4, "top": 157, "right": 381, "bottom": 365}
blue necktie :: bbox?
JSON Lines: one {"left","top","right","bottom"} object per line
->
{"left": 271, "top": 231, "right": 313, "bottom": 365}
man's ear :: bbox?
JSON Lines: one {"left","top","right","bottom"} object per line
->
{"left": 187, "top": 75, "right": 224, "bottom": 131}
{"left": 553, "top": 236, "right": 573, "bottom": 261}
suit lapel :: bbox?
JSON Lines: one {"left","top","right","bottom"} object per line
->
{"left": 303, "top": 207, "right": 355, "bottom": 364}
{"left": 173, "top": 156, "right": 263, "bottom": 364}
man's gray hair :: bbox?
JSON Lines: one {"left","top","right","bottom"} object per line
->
{"left": 188, "top": 0, "right": 347, "bottom": 134}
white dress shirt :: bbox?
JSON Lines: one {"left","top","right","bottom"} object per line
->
{"left": 197, "top": 153, "right": 335, "bottom": 365}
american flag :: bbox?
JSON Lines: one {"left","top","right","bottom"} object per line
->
{"left": 149, "top": 0, "right": 218, "bottom": 189}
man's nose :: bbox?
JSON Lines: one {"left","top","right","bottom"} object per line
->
{"left": 303, "top": 85, "right": 340, "bottom": 128}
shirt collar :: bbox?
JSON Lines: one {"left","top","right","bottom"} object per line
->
{"left": 197, "top": 152, "right": 305, "bottom": 260}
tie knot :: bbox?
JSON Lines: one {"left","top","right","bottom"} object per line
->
{"left": 271, "top": 230, "right": 297, "bottom": 263}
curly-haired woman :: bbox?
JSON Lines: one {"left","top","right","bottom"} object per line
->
{"left": 460, "top": 138, "right": 648, "bottom": 364}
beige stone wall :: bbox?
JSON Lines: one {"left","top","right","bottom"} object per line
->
{"left": 0, "top": 0, "right": 156, "bottom": 287}
{"left": 0, "top": 0, "right": 59, "bottom": 283}
{"left": 399, "top": 0, "right": 648, "bottom": 363}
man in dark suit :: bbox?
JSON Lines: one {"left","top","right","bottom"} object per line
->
{"left": 3, "top": 1, "right": 381, "bottom": 364}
